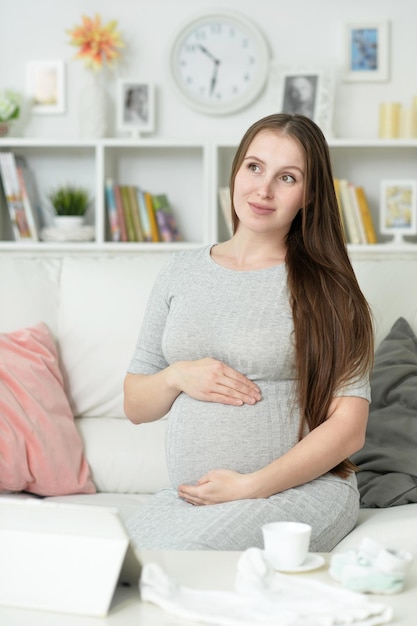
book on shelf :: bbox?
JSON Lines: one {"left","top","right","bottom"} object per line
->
{"left": 15, "top": 155, "right": 41, "bottom": 241}
{"left": 112, "top": 184, "right": 128, "bottom": 242}
{"left": 335, "top": 178, "right": 377, "bottom": 245}
{"left": 337, "top": 179, "right": 362, "bottom": 245}
{"left": 333, "top": 178, "right": 346, "bottom": 239}
{"left": 0, "top": 171, "right": 14, "bottom": 241}
{"left": 136, "top": 188, "right": 153, "bottom": 242}
{"left": 0, "top": 152, "right": 36, "bottom": 241}
{"left": 126, "top": 185, "right": 144, "bottom": 242}
{"left": 152, "top": 193, "right": 182, "bottom": 242}
{"left": 105, "top": 179, "right": 122, "bottom": 242}
{"left": 120, "top": 185, "right": 137, "bottom": 242}
{"left": 348, "top": 182, "right": 367, "bottom": 244}
{"left": 218, "top": 187, "right": 233, "bottom": 236}
{"left": 104, "top": 179, "right": 182, "bottom": 244}
{"left": 143, "top": 191, "right": 160, "bottom": 242}
{"left": 355, "top": 186, "right": 377, "bottom": 244}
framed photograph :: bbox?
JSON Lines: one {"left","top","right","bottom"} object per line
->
{"left": 117, "top": 80, "right": 155, "bottom": 134}
{"left": 380, "top": 180, "right": 417, "bottom": 242}
{"left": 26, "top": 60, "right": 65, "bottom": 114}
{"left": 273, "top": 65, "right": 335, "bottom": 137}
{"left": 343, "top": 22, "right": 390, "bottom": 82}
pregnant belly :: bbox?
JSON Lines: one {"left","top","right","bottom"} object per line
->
{"left": 165, "top": 381, "right": 299, "bottom": 488}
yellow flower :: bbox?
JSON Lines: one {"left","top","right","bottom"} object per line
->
{"left": 67, "top": 14, "right": 125, "bottom": 71}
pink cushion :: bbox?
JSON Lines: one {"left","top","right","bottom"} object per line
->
{"left": 0, "top": 323, "right": 96, "bottom": 496}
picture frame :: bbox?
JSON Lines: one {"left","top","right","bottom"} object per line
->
{"left": 116, "top": 80, "right": 155, "bottom": 135}
{"left": 380, "top": 180, "right": 417, "bottom": 243}
{"left": 272, "top": 65, "right": 335, "bottom": 137}
{"left": 26, "top": 60, "right": 65, "bottom": 114}
{"left": 343, "top": 21, "right": 390, "bottom": 82}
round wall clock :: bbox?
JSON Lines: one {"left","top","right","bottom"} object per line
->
{"left": 169, "top": 11, "right": 270, "bottom": 115}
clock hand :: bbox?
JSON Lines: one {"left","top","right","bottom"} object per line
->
{"left": 196, "top": 44, "right": 221, "bottom": 96}
{"left": 197, "top": 44, "right": 220, "bottom": 65}
{"left": 210, "top": 59, "right": 220, "bottom": 95}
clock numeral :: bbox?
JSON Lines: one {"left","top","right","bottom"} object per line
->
{"left": 241, "top": 37, "right": 249, "bottom": 48}
{"left": 183, "top": 43, "right": 199, "bottom": 54}
{"left": 210, "top": 23, "right": 222, "bottom": 34}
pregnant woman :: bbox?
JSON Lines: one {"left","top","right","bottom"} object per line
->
{"left": 124, "top": 113, "right": 374, "bottom": 551}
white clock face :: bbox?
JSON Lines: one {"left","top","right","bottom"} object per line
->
{"left": 169, "top": 12, "right": 270, "bottom": 115}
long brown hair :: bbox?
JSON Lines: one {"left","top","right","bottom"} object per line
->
{"left": 229, "top": 113, "right": 374, "bottom": 477}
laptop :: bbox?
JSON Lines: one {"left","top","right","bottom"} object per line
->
{"left": 0, "top": 497, "right": 142, "bottom": 616}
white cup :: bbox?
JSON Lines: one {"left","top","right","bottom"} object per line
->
{"left": 262, "top": 521, "right": 312, "bottom": 570}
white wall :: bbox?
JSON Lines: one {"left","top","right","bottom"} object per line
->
{"left": 1, "top": 0, "right": 416, "bottom": 141}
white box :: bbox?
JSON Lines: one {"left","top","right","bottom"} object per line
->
{"left": 0, "top": 498, "right": 141, "bottom": 616}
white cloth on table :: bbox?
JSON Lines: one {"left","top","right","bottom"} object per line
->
{"left": 140, "top": 547, "right": 393, "bottom": 626}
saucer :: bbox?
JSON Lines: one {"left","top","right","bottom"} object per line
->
{"left": 267, "top": 553, "right": 325, "bottom": 573}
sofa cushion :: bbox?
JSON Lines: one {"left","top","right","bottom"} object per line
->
{"left": 76, "top": 416, "right": 169, "bottom": 494}
{"left": 352, "top": 317, "right": 417, "bottom": 507}
{"left": 0, "top": 323, "right": 96, "bottom": 496}
{"left": 0, "top": 257, "right": 61, "bottom": 336}
{"left": 57, "top": 254, "right": 168, "bottom": 419}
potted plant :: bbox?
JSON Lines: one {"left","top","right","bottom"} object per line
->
{"left": 0, "top": 90, "right": 21, "bottom": 137}
{"left": 47, "top": 184, "right": 91, "bottom": 228}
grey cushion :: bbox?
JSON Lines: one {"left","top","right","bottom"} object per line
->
{"left": 351, "top": 317, "right": 417, "bottom": 507}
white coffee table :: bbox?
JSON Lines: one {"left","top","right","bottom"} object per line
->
{"left": 0, "top": 550, "right": 415, "bottom": 625}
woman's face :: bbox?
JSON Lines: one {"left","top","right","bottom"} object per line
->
{"left": 233, "top": 130, "right": 306, "bottom": 238}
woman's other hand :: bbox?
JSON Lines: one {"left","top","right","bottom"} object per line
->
{"left": 178, "top": 469, "right": 256, "bottom": 505}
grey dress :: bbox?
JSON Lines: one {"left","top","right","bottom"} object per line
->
{"left": 126, "top": 245, "right": 371, "bottom": 551}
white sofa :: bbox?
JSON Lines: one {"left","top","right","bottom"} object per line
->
{"left": 0, "top": 251, "right": 416, "bottom": 556}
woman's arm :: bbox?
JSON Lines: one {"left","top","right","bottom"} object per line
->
{"left": 178, "top": 395, "right": 369, "bottom": 504}
{"left": 124, "top": 357, "right": 262, "bottom": 424}
{"left": 249, "top": 395, "right": 368, "bottom": 497}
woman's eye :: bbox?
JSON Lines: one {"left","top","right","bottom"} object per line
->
{"left": 281, "top": 174, "right": 296, "bottom": 183}
{"left": 248, "top": 162, "right": 261, "bottom": 172}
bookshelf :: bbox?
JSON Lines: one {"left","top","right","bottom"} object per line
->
{"left": 1, "top": 137, "right": 417, "bottom": 260}
{"left": 0, "top": 138, "right": 210, "bottom": 252}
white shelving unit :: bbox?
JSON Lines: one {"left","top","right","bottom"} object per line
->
{"left": 0, "top": 138, "right": 211, "bottom": 253}
{"left": 1, "top": 137, "right": 417, "bottom": 260}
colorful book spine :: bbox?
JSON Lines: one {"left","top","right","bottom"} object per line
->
{"left": 339, "top": 179, "right": 361, "bottom": 244}
{"left": 348, "top": 182, "right": 367, "bottom": 244}
{"left": 136, "top": 189, "right": 153, "bottom": 242}
{"left": 144, "top": 191, "right": 160, "bottom": 242}
{"left": 104, "top": 179, "right": 121, "bottom": 242}
{"left": 356, "top": 186, "right": 377, "bottom": 244}
{"left": 127, "top": 185, "right": 144, "bottom": 242}
{"left": 120, "top": 185, "right": 137, "bottom": 242}
{"left": 0, "top": 154, "right": 20, "bottom": 240}
{"left": 218, "top": 187, "right": 233, "bottom": 236}
{"left": 0, "top": 152, "right": 32, "bottom": 241}
{"left": 113, "top": 184, "right": 128, "bottom": 242}
{"left": 152, "top": 193, "right": 181, "bottom": 242}
{"left": 333, "top": 178, "right": 346, "bottom": 240}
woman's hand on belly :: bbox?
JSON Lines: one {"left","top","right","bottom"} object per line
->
{"left": 171, "top": 358, "right": 261, "bottom": 406}
{"left": 177, "top": 469, "right": 257, "bottom": 505}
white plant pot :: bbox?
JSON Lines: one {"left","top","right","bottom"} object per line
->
{"left": 54, "top": 216, "right": 84, "bottom": 229}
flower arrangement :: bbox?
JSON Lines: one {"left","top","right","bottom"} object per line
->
{"left": 0, "top": 90, "right": 20, "bottom": 123}
{"left": 67, "top": 14, "right": 125, "bottom": 71}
